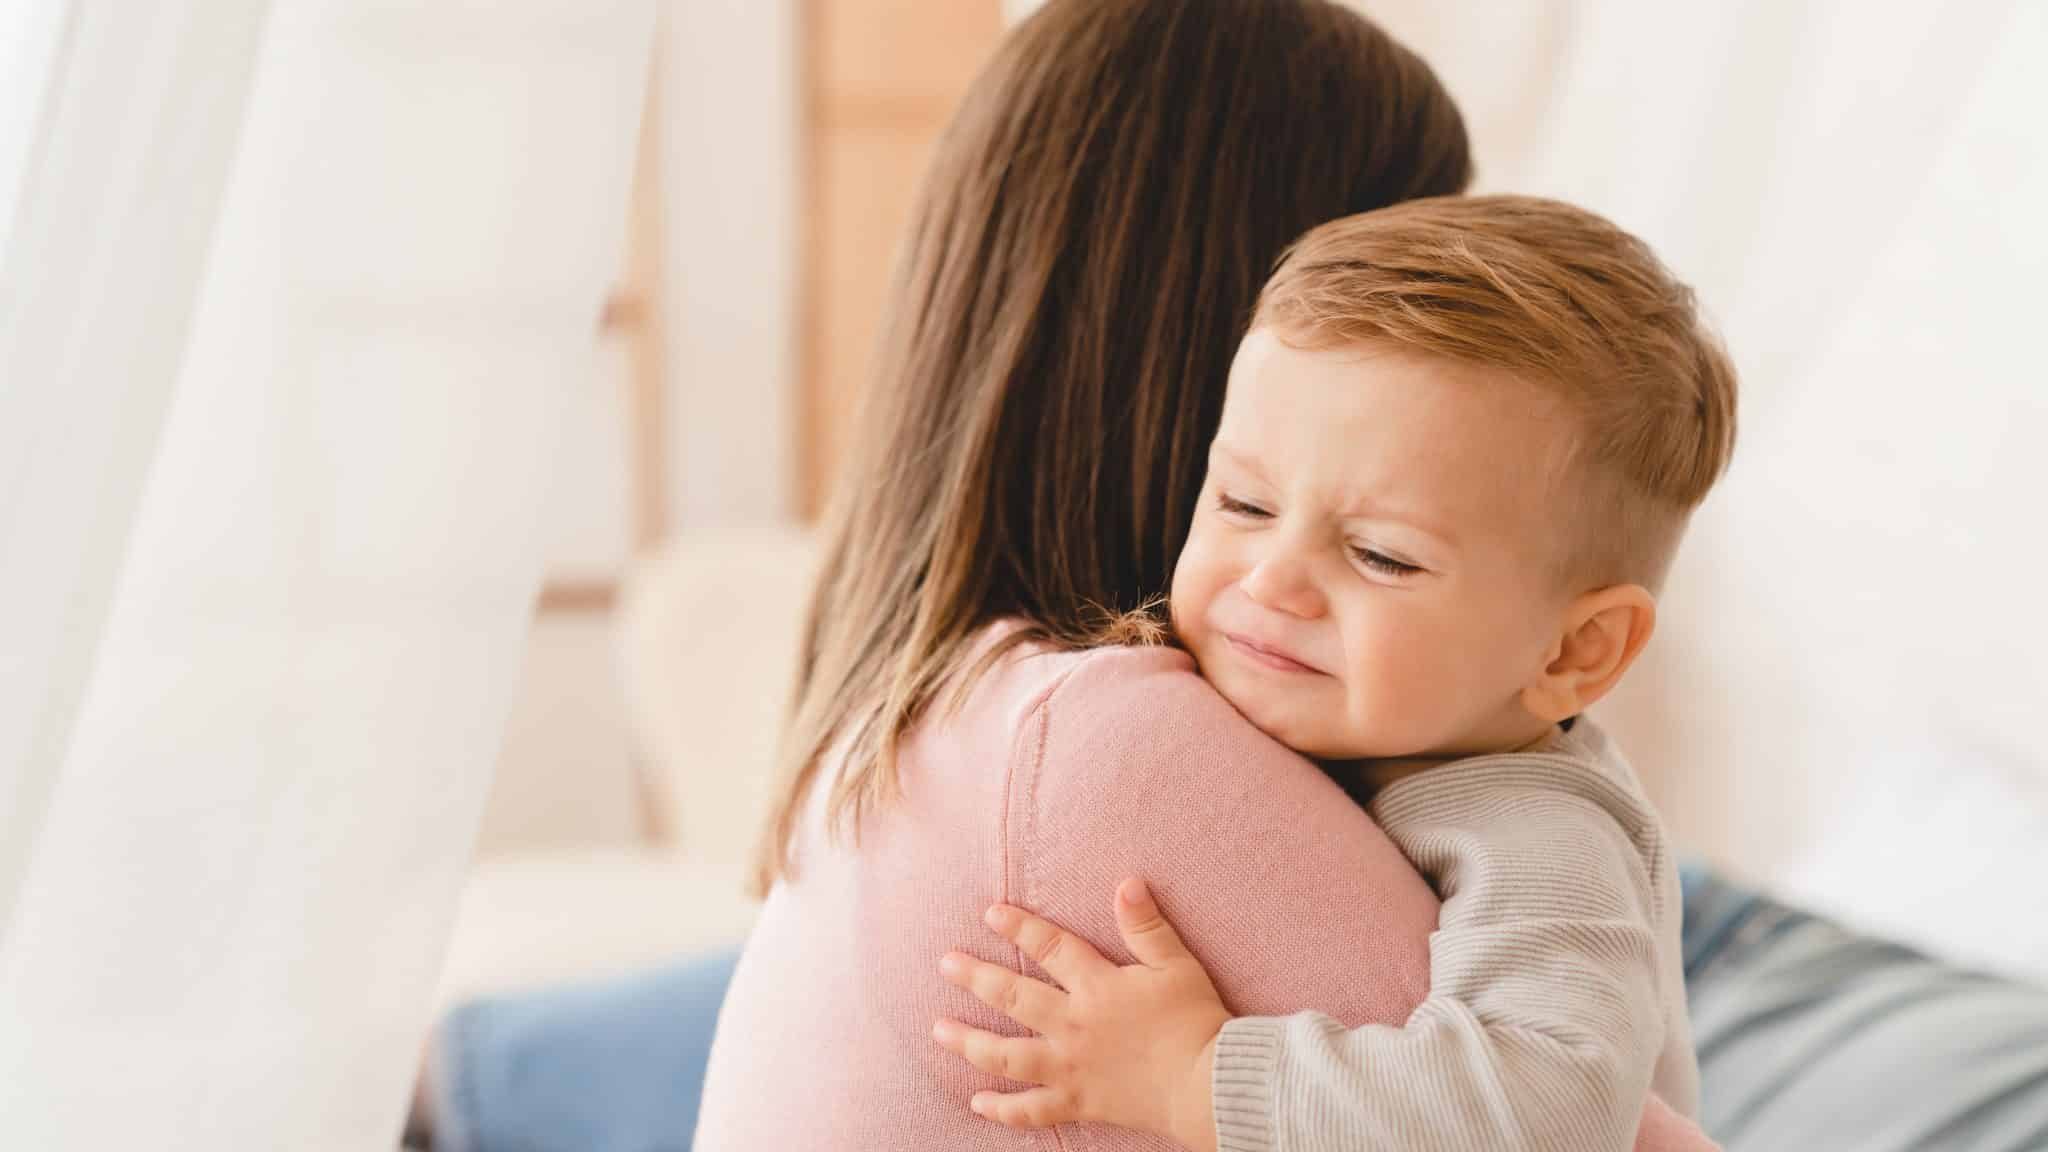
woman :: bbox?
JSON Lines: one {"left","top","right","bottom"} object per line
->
{"left": 437, "top": 1, "right": 1477, "bottom": 1146}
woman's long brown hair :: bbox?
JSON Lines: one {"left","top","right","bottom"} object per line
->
{"left": 759, "top": 0, "right": 1471, "bottom": 891}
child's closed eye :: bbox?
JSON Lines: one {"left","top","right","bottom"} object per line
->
{"left": 1350, "top": 544, "right": 1423, "bottom": 577}
{"left": 1216, "top": 492, "right": 1271, "bottom": 519}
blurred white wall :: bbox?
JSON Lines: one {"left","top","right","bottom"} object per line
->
{"left": 661, "top": 0, "right": 798, "bottom": 528}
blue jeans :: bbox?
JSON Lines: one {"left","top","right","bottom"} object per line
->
{"left": 432, "top": 867, "right": 2048, "bottom": 1151}
{"left": 432, "top": 950, "right": 737, "bottom": 1152}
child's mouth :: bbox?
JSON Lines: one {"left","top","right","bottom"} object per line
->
{"left": 1223, "top": 633, "right": 1324, "bottom": 675}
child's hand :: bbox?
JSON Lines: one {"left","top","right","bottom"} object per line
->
{"left": 932, "top": 877, "right": 1231, "bottom": 1152}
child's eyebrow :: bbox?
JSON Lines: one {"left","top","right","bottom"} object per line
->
{"left": 1336, "top": 491, "right": 1461, "bottom": 552}
{"left": 1210, "top": 442, "right": 1273, "bottom": 484}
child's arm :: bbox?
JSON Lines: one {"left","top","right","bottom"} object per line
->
{"left": 935, "top": 765, "right": 1668, "bottom": 1152}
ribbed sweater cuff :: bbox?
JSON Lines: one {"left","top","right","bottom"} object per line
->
{"left": 1212, "top": 1016, "right": 1284, "bottom": 1152}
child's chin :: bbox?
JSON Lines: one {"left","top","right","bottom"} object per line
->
{"left": 1234, "top": 696, "right": 1324, "bottom": 751}
{"left": 1241, "top": 702, "right": 1373, "bottom": 761}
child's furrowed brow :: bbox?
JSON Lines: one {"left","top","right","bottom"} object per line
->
{"left": 1333, "top": 489, "right": 1461, "bottom": 552}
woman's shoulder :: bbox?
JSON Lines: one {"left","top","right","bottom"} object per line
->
{"left": 1006, "top": 640, "right": 1331, "bottom": 800}
{"left": 1029, "top": 642, "right": 1261, "bottom": 736}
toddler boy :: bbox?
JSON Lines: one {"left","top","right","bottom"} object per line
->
{"left": 934, "top": 194, "right": 1738, "bottom": 1152}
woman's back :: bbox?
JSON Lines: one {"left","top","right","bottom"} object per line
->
{"left": 695, "top": 632, "right": 1437, "bottom": 1149}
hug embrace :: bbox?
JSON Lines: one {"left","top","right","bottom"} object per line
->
{"left": 420, "top": 2, "right": 2048, "bottom": 1150}
{"left": 704, "top": 0, "right": 1724, "bottom": 1146}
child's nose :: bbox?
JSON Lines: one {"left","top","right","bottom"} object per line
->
{"left": 1240, "top": 545, "right": 1327, "bottom": 619}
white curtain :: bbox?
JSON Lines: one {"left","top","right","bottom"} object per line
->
{"left": 0, "top": 0, "right": 654, "bottom": 1146}
{"left": 0, "top": 0, "right": 272, "bottom": 956}
{"left": 1367, "top": 0, "right": 2048, "bottom": 976}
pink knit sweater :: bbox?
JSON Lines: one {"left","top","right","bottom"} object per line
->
{"left": 694, "top": 631, "right": 1713, "bottom": 1150}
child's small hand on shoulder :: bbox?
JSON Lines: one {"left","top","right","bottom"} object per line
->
{"left": 932, "top": 878, "right": 1231, "bottom": 1152}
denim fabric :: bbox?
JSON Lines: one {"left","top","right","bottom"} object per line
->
{"left": 433, "top": 949, "right": 739, "bottom": 1152}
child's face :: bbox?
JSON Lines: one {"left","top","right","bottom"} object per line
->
{"left": 1171, "top": 330, "right": 1578, "bottom": 762}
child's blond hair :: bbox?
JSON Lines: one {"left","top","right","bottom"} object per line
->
{"left": 1254, "top": 194, "right": 1738, "bottom": 590}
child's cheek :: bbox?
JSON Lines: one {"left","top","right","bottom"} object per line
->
{"left": 1167, "top": 537, "right": 1228, "bottom": 636}
{"left": 1164, "top": 572, "right": 1203, "bottom": 642}
{"left": 1344, "top": 620, "right": 1424, "bottom": 731}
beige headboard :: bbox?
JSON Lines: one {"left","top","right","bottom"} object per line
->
{"left": 614, "top": 525, "right": 816, "bottom": 879}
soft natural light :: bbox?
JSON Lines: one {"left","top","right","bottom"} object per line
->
{"left": 3, "top": 2, "right": 2042, "bottom": 1149}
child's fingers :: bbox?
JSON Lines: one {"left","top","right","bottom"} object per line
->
{"left": 970, "top": 1086, "right": 1079, "bottom": 1130}
{"left": 939, "top": 951, "right": 1066, "bottom": 1032}
{"left": 930, "top": 1019, "right": 1059, "bottom": 1087}
{"left": 1113, "top": 877, "right": 1192, "bottom": 969}
{"left": 984, "top": 904, "right": 1112, "bottom": 988}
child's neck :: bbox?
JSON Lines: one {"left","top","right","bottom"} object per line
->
{"left": 1332, "top": 723, "right": 1566, "bottom": 795}
{"left": 1349, "top": 754, "right": 1448, "bottom": 793}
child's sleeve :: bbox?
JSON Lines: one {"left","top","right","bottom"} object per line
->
{"left": 1212, "top": 758, "right": 1668, "bottom": 1152}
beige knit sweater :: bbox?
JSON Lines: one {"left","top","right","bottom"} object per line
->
{"left": 1212, "top": 720, "right": 1697, "bottom": 1152}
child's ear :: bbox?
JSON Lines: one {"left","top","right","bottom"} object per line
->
{"left": 1521, "top": 585, "right": 1657, "bottom": 724}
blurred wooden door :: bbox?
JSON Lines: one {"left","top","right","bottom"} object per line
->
{"left": 799, "top": 0, "right": 1003, "bottom": 516}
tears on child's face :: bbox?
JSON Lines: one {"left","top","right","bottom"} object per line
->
{"left": 1170, "top": 330, "right": 1577, "bottom": 762}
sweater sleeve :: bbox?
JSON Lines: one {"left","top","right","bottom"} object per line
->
{"left": 1212, "top": 756, "right": 1667, "bottom": 1152}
